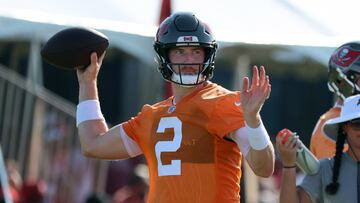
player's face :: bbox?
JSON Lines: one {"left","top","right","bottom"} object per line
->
{"left": 168, "top": 47, "right": 205, "bottom": 74}
{"left": 344, "top": 119, "right": 360, "bottom": 148}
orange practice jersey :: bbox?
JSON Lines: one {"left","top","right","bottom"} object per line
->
{"left": 123, "top": 83, "right": 245, "bottom": 203}
{"left": 310, "top": 106, "right": 348, "bottom": 159}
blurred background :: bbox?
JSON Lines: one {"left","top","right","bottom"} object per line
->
{"left": 0, "top": 0, "right": 359, "bottom": 202}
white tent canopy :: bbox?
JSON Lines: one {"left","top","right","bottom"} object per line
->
{"left": 0, "top": 0, "right": 359, "bottom": 65}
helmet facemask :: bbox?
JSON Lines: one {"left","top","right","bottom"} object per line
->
{"left": 169, "top": 62, "right": 206, "bottom": 86}
{"left": 328, "top": 68, "right": 360, "bottom": 100}
{"left": 156, "top": 46, "right": 216, "bottom": 87}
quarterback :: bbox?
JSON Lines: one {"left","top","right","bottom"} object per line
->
{"left": 76, "top": 12, "right": 274, "bottom": 203}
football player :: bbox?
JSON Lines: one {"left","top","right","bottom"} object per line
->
{"left": 310, "top": 42, "right": 360, "bottom": 159}
{"left": 76, "top": 12, "right": 274, "bottom": 202}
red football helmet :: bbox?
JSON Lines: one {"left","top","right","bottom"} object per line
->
{"left": 328, "top": 42, "right": 360, "bottom": 100}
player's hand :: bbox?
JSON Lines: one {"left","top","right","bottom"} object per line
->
{"left": 240, "top": 66, "right": 271, "bottom": 127}
{"left": 76, "top": 52, "right": 106, "bottom": 85}
{"left": 276, "top": 130, "right": 298, "bottom": 167}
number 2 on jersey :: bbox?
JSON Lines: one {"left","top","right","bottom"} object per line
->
{"left": 155, "top": 117, "right": 182, "bottom": 176}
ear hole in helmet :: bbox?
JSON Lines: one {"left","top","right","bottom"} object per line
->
{"left": 204, "top": 47, "right": 212, "bottom": 62}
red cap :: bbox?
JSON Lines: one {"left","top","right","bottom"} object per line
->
{"left": 276, "top": 128, "right": 293, "bottom": 145}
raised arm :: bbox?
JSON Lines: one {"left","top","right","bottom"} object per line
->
{"left": 76, "top": 52, "right": 135, "bottom": 160}
{"left": 240, "top": 66, "right": 274, "bottom": 177}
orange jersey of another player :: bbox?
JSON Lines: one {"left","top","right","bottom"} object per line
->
{"left": 122, "top": 82, "right": 245, "bottom": 203}
{"left": 310, "top": 106, "right": 348, "bottom": 159}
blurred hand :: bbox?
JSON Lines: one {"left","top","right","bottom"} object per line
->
{"left": 76, "top": 52, "right": 106, "bottom": 85}
{"left": 240, "top": 66, "right": 271, "bottom": 127}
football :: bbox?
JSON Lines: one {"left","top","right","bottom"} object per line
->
{"left": 41, "top": 27, "right": 109, "bottom": 69}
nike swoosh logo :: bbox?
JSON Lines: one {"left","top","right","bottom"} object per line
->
{"left": 234, "top": 101, "right": 241, "bottom": 107}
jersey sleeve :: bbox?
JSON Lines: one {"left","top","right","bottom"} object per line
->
{"left": 207, "top": 92, "right": 245, "bottom": 138}
{"left": 309, "top": 107, "right": 342, "bottom": 159}
{"left": 229, "top": 127, "right": 250, "bottom": 156}
{"left": 122, "top": 104, "right": 152, "bottom": 146}
{"left": 119, "top": 125, "right": 142, "bottom": 157}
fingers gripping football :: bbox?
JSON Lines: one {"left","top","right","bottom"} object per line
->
{"left": 77, "top": 52, "right": 105, "bottom": 85}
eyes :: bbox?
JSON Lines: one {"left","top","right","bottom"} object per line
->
{"left": 173, "top": 49, "right": 203, "bottom": 55}
{"left": 168, "top": 47, "right": 205, "bottom": 63}
{"left": 347, "top": 120, "right": 360, "bottom": 130}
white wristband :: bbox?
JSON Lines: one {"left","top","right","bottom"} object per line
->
{"left": 76, "top": 100, "right": 105, "bottom": 127}
{"left": 246, "top": 120, "right": 270, "bottom": 150}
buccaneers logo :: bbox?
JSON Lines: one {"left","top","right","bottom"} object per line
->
{"left": 334, "top": 47, "right": 360, "bottom": 67}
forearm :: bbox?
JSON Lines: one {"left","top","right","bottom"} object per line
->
{"left": 279, "top": 168, "right": 299, "bottom": 203}
{"left": 245, "top": 117, "right": 274, "bottom": 177}
{"left": 79, "top": 81, "right": 99, "bottom": 101}
{"left": 247, "top": 145, "right": 274, "bottom": 177}
{"left": 230, "top": 119, "right": 275, "bottom": 177}
{"left": 77, "top": 81, "right": 109, "bottom": 155}
{"left": 78, "top": 120, "right": 108, "bottom": 156}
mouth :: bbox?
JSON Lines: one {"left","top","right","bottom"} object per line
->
{"left": 181, "top": 71, "right": 197, "bottom": 75}
{"left": 176, "top": 66, "right": 201, "bottom": 75}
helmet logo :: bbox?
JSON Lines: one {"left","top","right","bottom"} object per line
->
{"left": 177, "top": 36, "right": 199, "bottom": 42}
{"left": 334, "top": 48, "right": 360, "bottom": 67}
{"left": 338, "top": 48, "right": 351, "bottom": 63}
{"left": 168, "top": 105, "right": 176, "bottom": 113}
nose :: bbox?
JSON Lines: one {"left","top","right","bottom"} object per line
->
{"left": 183, "top": 52, "right": 197, "bottom": 63}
